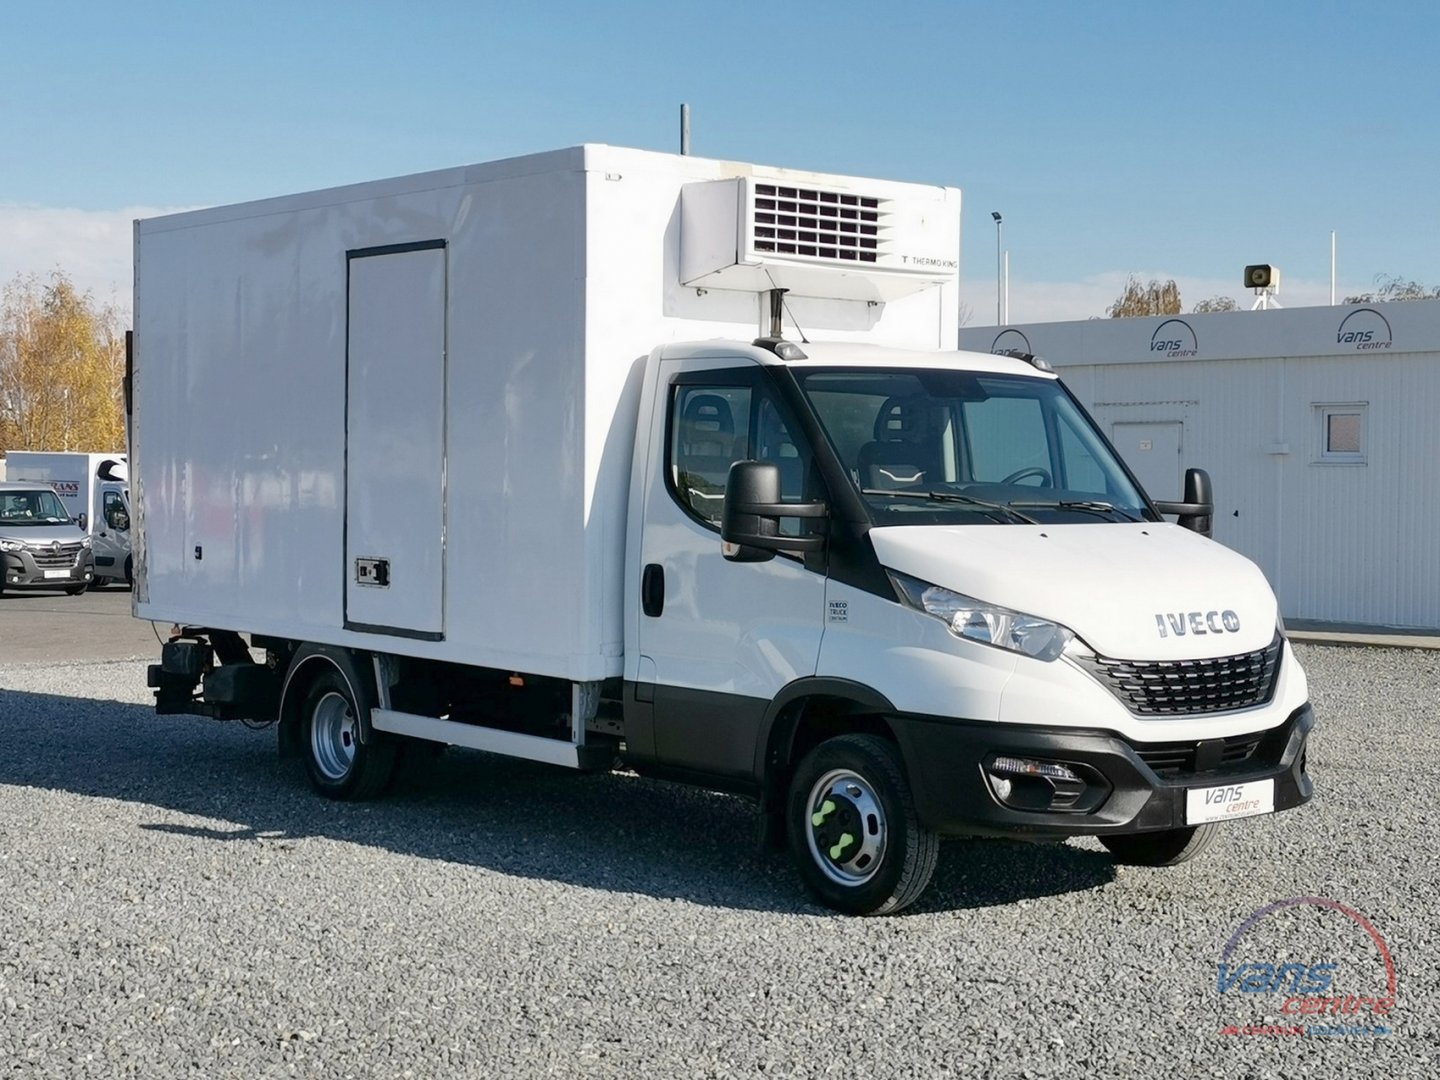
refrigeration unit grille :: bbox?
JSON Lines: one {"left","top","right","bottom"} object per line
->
{"left": 750, "top": 183, "right": 886, "bottom": 263}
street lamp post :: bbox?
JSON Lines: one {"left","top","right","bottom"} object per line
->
{"left": 991, "top": 211, "right": 1004, "bottom": 326}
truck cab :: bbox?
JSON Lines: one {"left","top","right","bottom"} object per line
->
{"left": 91, "top": 481, "right": 132, "bottom": 586}
{"left": 621, "top": 339, "right": 1309, "bottom": 912}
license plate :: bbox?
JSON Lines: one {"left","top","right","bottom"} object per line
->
{"left": 43, "top": 569, "right": 71, "bottom": 579}
{"left": 1186, "top": 779, "right": 1275, "bottom": 825}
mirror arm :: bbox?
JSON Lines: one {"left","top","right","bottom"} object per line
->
{"left": 1152, "top": 500, "right": 1210, "bottom": 517}
{"left": 728, "top": 501, "right": 828, "bottom": 520}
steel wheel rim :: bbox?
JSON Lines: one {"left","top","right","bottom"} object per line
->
{"left": 310, "top": 690, "right": 357, "bottom": 781}
{"left": 805, "top": 768, "right": 887, "bottom": 886}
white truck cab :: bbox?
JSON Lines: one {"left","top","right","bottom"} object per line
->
{"left": 132, "top": 145, "right": 1312, "bottom": 914}
{"left": 618, "top": 338, "right": 1308, "bottom": 911}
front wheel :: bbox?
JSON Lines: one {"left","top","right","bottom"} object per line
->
{"left": 786, "top": 734, "right": 938, "bottom": 915}
{"left": 300, "top": 668, "right": 399, "bottom": 800}
{"left": 64, "top": 584, "right": 88, "bottom": 596}
{"left": 1100, "top": 823, "right": 1220, "bottom": 866}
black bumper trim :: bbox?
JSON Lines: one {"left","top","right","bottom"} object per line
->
{"left": 889, "top": 704, "right": 1314, "bottom": 839}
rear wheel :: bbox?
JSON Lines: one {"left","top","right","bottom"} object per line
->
{"left": 1100, "top": 823, "right": 1220, "bottom": 866}
{"left": 786, "top": 734, "right": 938, "bottom": 915}
{"left": 300, "top": 668, "right": 399, "bottom": 800}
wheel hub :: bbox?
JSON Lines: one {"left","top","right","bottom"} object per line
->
{"left": 310, "top": 691, "right": 358, "bottom": 781}
{"left": 805, "top": 770, "right": 887, "bottom": 886}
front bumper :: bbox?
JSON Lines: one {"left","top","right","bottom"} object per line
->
{"left": 891, "top": 703, "right": 1313, "bottom": 839}
{"left": 2, "top": 549, "right": 94, "bottom": 589}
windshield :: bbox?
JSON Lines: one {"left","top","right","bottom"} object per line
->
{"left": 0, "top": 489, "right": 72, "bottom": 526}
{"left": 797, "top": 368, "right": 1149, "bottom": 526}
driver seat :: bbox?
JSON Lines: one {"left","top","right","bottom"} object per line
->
{"left": 856, "top": 397, "right": 943, "bottom": 490}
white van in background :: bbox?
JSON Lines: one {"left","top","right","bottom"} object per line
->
{"left": 4, "top": 452, "right": 132, "bottom": 587}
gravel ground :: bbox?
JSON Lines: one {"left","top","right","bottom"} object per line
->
{"left": 0, "top": 643, "right": 1436, "bottom": 1079}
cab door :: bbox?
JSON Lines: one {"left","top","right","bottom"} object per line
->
{"left": 633, "top": 357, "right": 827, "bottom": 780}
{"left": 94, "top": 485, "right": 131, "bottom": 581}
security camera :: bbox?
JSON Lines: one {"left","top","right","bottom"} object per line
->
{"left": 1244, "top": 264, "right": 1279, "bottom": 290}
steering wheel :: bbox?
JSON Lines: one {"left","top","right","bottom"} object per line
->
{"left": 1000, "top": 466, "right": 1052, "bottom": 486}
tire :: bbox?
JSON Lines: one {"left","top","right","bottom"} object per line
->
{"left": 300, "top": 667, "right": 399, "bottom": 800}
{"left": 89, "top": 577, "right": 106, "bottom": 591}
{"left": 1100, "top": 823, "right": 1220, "bottom": 866}
{"left": 786, "top": 733, "right": 939, "bottom": 916}
{"left": 64, "top": 584, "right": 87, "bottom": 596}
{"left": 124, "top": 556, "right": 133, "bottom": 587}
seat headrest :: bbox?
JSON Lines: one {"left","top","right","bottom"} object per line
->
{"left": 873, "top": 396, "right": 932, "bottom": 442}
{"left": 681, "top": 393, "right": 735, "bottom": 439}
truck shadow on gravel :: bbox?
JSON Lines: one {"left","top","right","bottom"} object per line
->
{"left": 0, "top": 689, "right": 1117, "bottom": 914}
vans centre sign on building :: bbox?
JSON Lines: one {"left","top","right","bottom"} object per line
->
{"left": 961, "top": 299, "right": 1440, "bottom": 629}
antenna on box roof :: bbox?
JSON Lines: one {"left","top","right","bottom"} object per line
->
{"left": 761, "top": 272, "right": 810, "bottom": 345}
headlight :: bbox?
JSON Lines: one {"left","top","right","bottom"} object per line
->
{"left": 889, "top": 571, "right": 1075, "bottom": 662}
{"left": 80, "top": 536, "right": 92, "bottom": 549}
{"left": 0, "top": 538, "right": 25, "bottom": 553}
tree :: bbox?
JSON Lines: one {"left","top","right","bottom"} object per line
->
{"left": 1106, "top": 276, "right": 1182, "bottom": 318}
{"left": 1343, "top": 273, "right": 1440, "bottom": 304}
{"left": 1192, "top": 295, "right": 1238, "bottom": 313}
{"left": 0, "top": 271, "right": 126, "bottom": 453}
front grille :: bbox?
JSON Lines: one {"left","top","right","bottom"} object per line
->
{"left": 751, "top": 183, "right": 886, "bottom": 263}
{"left": 1135, "top": 733, "right": 1264, "bottom": 777}
{"left": 1129, "top": 713, "right": 1296, "bottom": 780}
{"left": 1076, "top": 634, "right": 1283, "bottom": 716}
{"left": 31, "top": 542, "right": 83, "bottom": 569}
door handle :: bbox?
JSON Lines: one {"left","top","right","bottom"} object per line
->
{"left": 641, "top": 563, "right": 664, "bottom": 618}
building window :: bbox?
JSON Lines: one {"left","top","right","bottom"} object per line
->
{"left": 1315, "top": 403, "right": 1366, "bottom": 465}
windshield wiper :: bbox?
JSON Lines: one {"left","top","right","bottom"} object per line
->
{"left": 1007, "top": 499, "right": 1143, "bottom": 522}
{"left": 861, "top": 489, "right": 1038, "bottom": 524}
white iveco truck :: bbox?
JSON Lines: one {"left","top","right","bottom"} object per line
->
{"left": 132, "top": 145, "right": 1312, "bottom": 914}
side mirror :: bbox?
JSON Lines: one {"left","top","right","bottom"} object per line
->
{"left": 720, "top": 461, "right": 827, "bottom": 562}
{"left": 77, "top": 513, "right": 89, "bottom": 531}
{"left": 1153, "top": 468, "right": 1213, "bottom": 538}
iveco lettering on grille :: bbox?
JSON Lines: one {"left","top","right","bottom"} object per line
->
{"left": 1156, "top": 610, "right": 1242, "bottom": 637}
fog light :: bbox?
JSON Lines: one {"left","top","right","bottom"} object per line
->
{"left": 990, "top": 756, "right": 1080, "bottom": 782}
{"left": 983, "top": 754, "right": 1108, "bottom": 814}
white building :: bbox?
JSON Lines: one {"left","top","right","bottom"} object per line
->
{"left": 960, "top": 300, "right": 1440, "bottom": 630}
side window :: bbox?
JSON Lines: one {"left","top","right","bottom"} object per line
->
{"left": 103, "top": 490, "right": 129, "bottom": 530}
{"left": 671, "top": 385, "right": 752, "bottom": 524}
{"left": 668, "top": 378, "right": 815, "bottom": 531}
{"left": 962, "top": 396, "right": 1050, "bottom": 483}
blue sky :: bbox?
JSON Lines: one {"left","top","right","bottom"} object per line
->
{"left": 3, "top": 1, "right": 1437, "bottom": 323}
